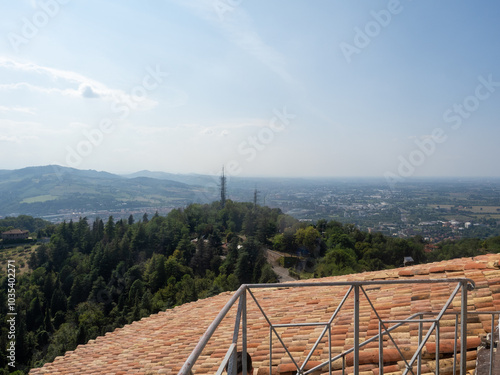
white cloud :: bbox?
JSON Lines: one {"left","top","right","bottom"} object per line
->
{"left": 131, "top": 126, "right": 172, "bottom": 135}
{"left": 132, "top": 118, "right": 270, "bottom": 139}
{"left": 162, "top": 87, "right": 189, "bottom": 108}
{"left": 198, "top": 118, "right": 270, "bottom": 134}
{"left": 0, "top": 135, "right": 19, "bottom": 142}
{"left": 80, "top": 84, "right": 100, "bottom": 98}
{"left": 0, "top": 105, "right": 36, "bottom": 114}
{"left": 201, "top": 127, "right": 215, "bottom": 136}
{"left": 0, "top": 57, "right": 158, "bottom": 110}
{"left": 0, "top": 82, "right": 80, "bottom": 97}
{"left": 0, "top": 119, "right": 42, "bottom": 143}
{"left": 69, "top": 122, "right": 90, "bottom": 130}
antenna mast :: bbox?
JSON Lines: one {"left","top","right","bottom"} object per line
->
{"left": 220, "top": 166, "right": 226, "bottom": 208}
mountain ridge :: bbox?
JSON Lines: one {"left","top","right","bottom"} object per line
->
{"left": 0, "top": 165, "right": 203, "bottom": 217}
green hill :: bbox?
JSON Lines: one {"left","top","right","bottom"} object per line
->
{"left": 0, "top": 166, "right": 201, "bottom": 217}
{"left": 0, "top": 201, "right": 282, "bottom": 373}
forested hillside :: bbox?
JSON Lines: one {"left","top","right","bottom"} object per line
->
{"left": 0, "top": 201, "right": 282, "bottom": 374}
{"left": 0, "top": 166, "right": 199, "bottom": 216}
{"left": 273, "top": 219, "right": 500, "bottom": 278}
{"left": 1, "top": 201, "right": 499, "bottom": 374}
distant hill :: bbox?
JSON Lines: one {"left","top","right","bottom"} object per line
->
{"left": 122, "top": 170, "right": 219, "bottom": 186}
{"left": 121, "top": 170, "right": 319, "bottom": 187}
{"left": 0, "top": 165, "right": 206, "bottom": 217}
{"left": 0, "top": 166, "right": 312, "bottom": 218}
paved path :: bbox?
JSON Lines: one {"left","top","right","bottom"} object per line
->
{"left": 265, "top": 249, "right": 297, "bottom": 283}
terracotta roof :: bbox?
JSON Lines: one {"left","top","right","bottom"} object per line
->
{"left": 30, "top": 254, "right": 500, "bottom": 375}
{"left": 2, "top": 229, "right": 29, "bottom": 235}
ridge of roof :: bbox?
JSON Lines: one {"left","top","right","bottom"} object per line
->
{"left": 2, "top": 228, "right": 29, "bottom": 234}
{"left": 30, "top": 254, "right": 500, "bottom": 375}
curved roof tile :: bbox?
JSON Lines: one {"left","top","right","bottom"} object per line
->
{"left": 30, "top": 254, "right": 500, "bottom": 375}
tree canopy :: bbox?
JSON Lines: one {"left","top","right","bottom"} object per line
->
{"left": 1, "top": 201, "right": 498, "bottom": 374}
{"left": 0, "top": 201, "right": 282, "bottom": 374}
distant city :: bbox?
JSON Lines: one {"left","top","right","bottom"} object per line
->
{"left": 2, "top": 167, "right": 496, "bottom": 243}
{"left": 256, "top": 178, "right": 500, "bottom": 242}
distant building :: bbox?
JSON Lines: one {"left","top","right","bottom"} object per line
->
{"left": 424, "top": 244, "right": 438, "bottom": 253}
{"left": 2, "top": 229, "right": 29, "bottom": 241}
{"left": 465, "top": 222, "right": 473, "bottom": 229}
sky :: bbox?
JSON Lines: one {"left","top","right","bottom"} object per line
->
{"left": 0, "top": 0, "right": 499, "bottom": 180}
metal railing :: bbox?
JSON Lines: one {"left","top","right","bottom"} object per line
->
{"left": 179, "top": 279, "right": 499, "bottom": 375}
{"left": 468, "top": 311, "right": 500, "bottom": 375}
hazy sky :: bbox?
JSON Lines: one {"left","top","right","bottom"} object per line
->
{"left": 1, "top": 1, "right": 499, "bottom": 179}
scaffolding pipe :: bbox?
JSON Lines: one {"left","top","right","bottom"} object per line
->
{"left": 247, "top": 279, "right": 475, "bottom": 289}
{"left": 178, "top": 285, "right": 246, "bottom": 375}
{"left": 216, "top": 343, "right": 237, "bottom": 375}
{"left": 242, "top": 291, "right": 248, "bottom": 375}
{"left": 227, "top": 297, "right": 243, "bottom": 375}
{"left": 489, "top": 314, "right": 494, "bottom": 375}
{"left": 181, "top": 279, "right": 480, "bottom": 375}
{"left": 354, "top": 285, "right": 360, "bottom": 375}
{"left": 436, "top": 323, "right": 440, "bottom": 375}
{"left": 460, "top": 280, "right": 468, "bottom": 375}
{"left": 418, "top": 314, "right": 422, "bottom": 375}
{"left": 453, "top": 314, "right": 459, "bottom": 375}
{"left": 379, "top": 322, "right": 383, "bottom": 375}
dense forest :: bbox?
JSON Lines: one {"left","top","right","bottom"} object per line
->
{"left": 0, "top": 201, "right": 281, "bottom": 374}
{"left": 1, "top": 201, "right": 500, "bottom": 374}
{"left": 286, "top": 219, "right": 500, "bottom": 277}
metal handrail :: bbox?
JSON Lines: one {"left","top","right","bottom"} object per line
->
{"left": 177, "top": 278, "right": 496, "bottom": 375}
{"left": 178, "top": 284, "right": 247, "bottom": 375}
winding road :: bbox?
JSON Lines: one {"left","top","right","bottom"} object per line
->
{"left": 265, "top": 249, "right": 297, "bottom": 283}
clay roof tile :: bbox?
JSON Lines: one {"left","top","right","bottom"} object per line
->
{"left": 29, "top": 254, "right": 500, "bottom": 375}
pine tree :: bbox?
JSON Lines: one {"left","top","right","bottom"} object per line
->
{"left": 104, "top": 216, "right": 115, "bottom": 242}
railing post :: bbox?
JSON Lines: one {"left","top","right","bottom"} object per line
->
{"left": 242, "top": 289, "right": 248, "bottom": 375}
{"left": 435, "top": 323, "right": 440, "bottom": 375}
{"left": 183, "top": 279, "right": 479, "bottom": 375}
{"left": 179, "top": 285, "right": 246, "bottom": 375}
{"left": 418, "top": 314, "right": 422, "bottom": 375}
{"left": 328, "top": 324, "right": 332, "bottom": 375}
{"left": 229, "top": 294, "right": 244, "bottom": 375}
{"left": 460, "top": 281, "right": 468, "bottom": 375}
{"left": 453, "top": 313, "right": 458, "bottom": 375}
{"left": 269, "top": 326, "right": 273, "bottom": 375}
{"left": 379, "top": 321, "right": 383, "bottom": 375}
{"left": 496, "top": 312, "right": 500, "bottom": 375}
{"left": 354, "top": 284, "right": 360, "bottom": 375}
{"left": 489, "top": 314, "right": 494, "bottom": 375}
